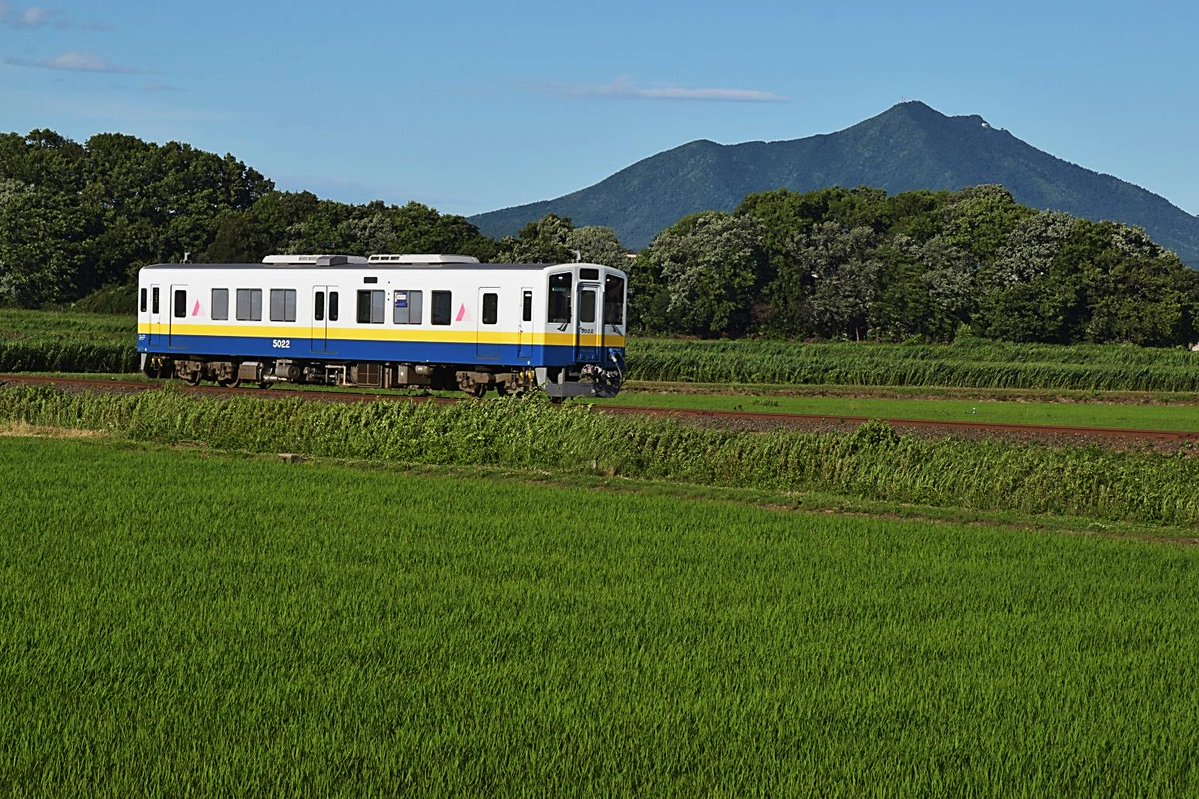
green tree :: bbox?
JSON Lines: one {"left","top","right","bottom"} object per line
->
{"left": 493, "top": 214, "right": 574, "bottom": 263}
{"left": 565, "top": 225, "right": 627, "bottom": 268}
{"left": 1081, "top": 223, "right": 1190, "bottom": 346}
{"left": 974, "top": 211, "right": 1081, "bottom": 342}
{"left": 0, "top": 179, "right": 90, "bottom": 306}
{"left": 636, "top": 212, "right": 768, "bottom": 337}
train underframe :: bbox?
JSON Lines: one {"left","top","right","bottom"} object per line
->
{"left": 141, "top": 354, "right": 621, "bottom": 398}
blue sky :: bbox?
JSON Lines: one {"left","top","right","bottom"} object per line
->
{"left": 2, "top": 0, "right": 1197, "bottom": 219}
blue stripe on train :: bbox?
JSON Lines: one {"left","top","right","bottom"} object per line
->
{"left": 137, "top": 334, "right": 619, "bottom": 368}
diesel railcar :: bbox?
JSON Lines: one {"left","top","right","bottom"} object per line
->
{"left": 136, "top": 254, "right": 627, "bottom": 398}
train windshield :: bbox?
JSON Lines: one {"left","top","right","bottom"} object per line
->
{"left": 548, "top": 272, "right": 572, "bottom": 323}
{"left": 603, "top": 274, "right": 625, "bottom": 326}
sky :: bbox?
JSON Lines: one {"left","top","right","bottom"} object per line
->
{"left": 2, "top": 0, "right": 1197, "bottom": 219}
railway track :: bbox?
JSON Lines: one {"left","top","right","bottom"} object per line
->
{"left": 2, "top": 373, "right": 1197, "bottom": 445}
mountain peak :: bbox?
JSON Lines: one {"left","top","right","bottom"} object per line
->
{"left": 470, "top": 103, "right": 1199, "bottom": 265}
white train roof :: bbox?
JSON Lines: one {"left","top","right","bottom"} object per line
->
{"left": 140, "top": 256, "right": 625, "bottom": 274}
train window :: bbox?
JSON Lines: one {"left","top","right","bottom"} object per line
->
{"left": 152, "top": 287, "right": 159, "bottom": 314}
{"left": 548, "top": 272, "right": 572, "bottom": 323}
{"left": 173, "top": 289, "right": 187, "bottom": 318}
{"left": 431, "top": 291, "right": 452, "bottom": 325}
{"left": 522, "top": 290, "right": 533, "bottom": 322}
{"left": 140, "top": 288, "right": 147, "bottom": 313}
{"left": 580, "top": 290, "right": 596, "bottom": 324}
{"left": 236, "top": 289, "right": 262, "bottom": 321}
{"left": 357, "top": 290, "right": 384, "bottom": 324}
{"left": 603, "top": 274, "right": 625, "bottom": 326}
{"left": 393, "top": 290, "right": 422, "bottom": 324}
{"left": 482, "top": 292, "right": 498, "bottom": 325}
{"left": 270, "top": 289, "right": 297, "bottom": 322}
{"left": 315, "top": 291, "right": 324, "bottom": 321}
{"left": 579, "top": 268, "right": 600, "bottom": 280}
{"left": 211, "top": 289, "right": 229, "bottom": 321}
{"left": 329, "top": 291, "right": 339, "bottom": 321}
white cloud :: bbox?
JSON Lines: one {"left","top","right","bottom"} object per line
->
{"left": 532, "top": 77, "right": 785, "bottom": 104}
{"left": 5, "top": 51, "right": 141, "bottom": 73}
{"left": 19, "top": 5, "right": 48, "bottom": 26}
{"left": 0, "top": 3, "right": 110, "bottom": 30}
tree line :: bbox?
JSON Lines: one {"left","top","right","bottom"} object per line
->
{"left": 2, "top": 129, "right": 1197, "bottom": 347}
{"left": 633, "top": 186, "right": 1199, "bottom": 347}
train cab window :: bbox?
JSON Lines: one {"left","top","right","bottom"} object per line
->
{"left": 548, "top": 272, "right": 572, "bottom": 323}
{"left": 211, "top": 289, "right": 229, "bottom": 321}
{"left": 173, "top": 289, "right": 187, "bottom": 318}
{"left": 315, "top": 291, "right": 324, "bottom": 321}
{"left": 329, "top": 291, "right": 339, "bottom": 321}
{"left": 152, "top": 287, "right": 159, "bottom": 314}
{"left": 236, "top": 289, "right": 262, "bottom": 321}
{"left": 270, "top": 289, "right": 297, "bottom": 322}
{"left": 393, "top": 290, "right": 423, "bottom": 324}
{"left": 140, "top": 288, "right": 147, "bottom": 313}
{"left": 603, "top": 274, "right": 625, "bottom": 326}
{"left": 357, "top": 289, "right": 384, "bottom": 324}
{"left": 431, "top": 290, "right": 452, "bottom": 325}
{"left": 579, "top": 290, "right": 596, "bottom": 324}
{"left": 482, "top": 292, "right": 498, "bottom": 325}
{"left": 522, "top": 290, "right": 533, "bottom": 322}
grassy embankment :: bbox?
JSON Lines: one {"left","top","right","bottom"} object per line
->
{"left": 3, "top": 385, "right": 1199, "bottom": 527}
{"left": 1, "top": 436, "right": 1197, "bottom": 796}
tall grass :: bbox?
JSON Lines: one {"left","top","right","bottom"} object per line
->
{"left": 627, "top": 337, "right": 1199, "bottom": 392}
{"left": 2, "top": 437, "right": 1198, "bottom": 796}
{"left": 3, "top": 385, "right": 1198, "bottom": 526}
{"left": 0, "top": 310, "right": 137, "bottom": 372}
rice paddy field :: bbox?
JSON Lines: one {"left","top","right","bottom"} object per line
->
{"left": 1, "top": 435, "right": 1197, "bottom": 796}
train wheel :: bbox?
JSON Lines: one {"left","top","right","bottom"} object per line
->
{"left": 257, "top": 381, "right": 272, "bottom": 390}
{"left": 182, "top": 371, "right": 201, "bottom": 386}
{"left": 471, "top": 384, "right": 488, "bottom": 399}
{"left": 218, "top": 377, "right": 240, "bottom": 389}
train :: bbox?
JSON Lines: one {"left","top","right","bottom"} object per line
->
{"left": 136, "top": 253, "right": 627, "bottom": 398}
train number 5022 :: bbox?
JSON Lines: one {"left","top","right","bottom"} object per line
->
{"left": 272, "top": 339, "right": 291, "bottom": 349}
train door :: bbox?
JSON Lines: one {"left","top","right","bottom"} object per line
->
{"left": 517, "top": 287, "right": 534, "bottom": 360}
{"left": 476, "top": 287, "right": 501, "bottom": 360}
{"left": 311, "top": 286, "right": 339, "bottom": 354}
{"left": 147, "top": 284, "right": 162, "bottom": 349}
{"left": 575, "top": 282, "right": 603, "bottom": 363}
{"left": 168, "top": 284, "right": 188, "bottom": 350}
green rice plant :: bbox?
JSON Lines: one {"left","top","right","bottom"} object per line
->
{"left": 3, "top": 384, "right": 1199, "bottom": 526}
{"left": 0, "top": 309, "right": 137, "bottom": 372}
{"left": 1, "top": 437, "right": 1198, "bottom": 796}
{"left": 627, "top": 337, "right": 1199, "bottom": 392}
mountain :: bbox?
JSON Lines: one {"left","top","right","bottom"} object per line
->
{"left": 470, "top": 101, "right": 1199, "bottom": 265}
